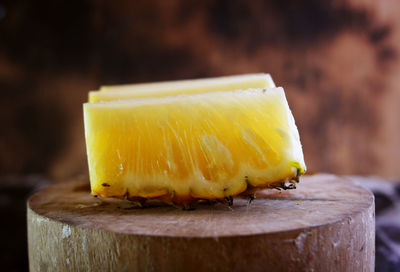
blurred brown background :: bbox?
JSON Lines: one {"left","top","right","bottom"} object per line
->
{"left": 1, "top": 0, "right": 400, "bottom": 271}
{"left": 1, "top": 0, "right": 400, "bottom": 181}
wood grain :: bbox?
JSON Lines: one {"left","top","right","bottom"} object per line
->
{"left": 27, "top": 174, "right": 375, "bottom": 271}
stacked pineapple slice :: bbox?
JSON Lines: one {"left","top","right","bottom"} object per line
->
{"left": 84, "top": 73, "right": 306, "bottom": 205}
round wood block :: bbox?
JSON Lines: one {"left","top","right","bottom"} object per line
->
{"left": 27, "top": 174, "right": 375, "bottom": 272}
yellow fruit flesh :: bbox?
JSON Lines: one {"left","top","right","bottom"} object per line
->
{"left": 89, "top": 73, "right": 275, "bottom": 102}
{"left": 84, "top": 88, "right": 306, "bottom": 203}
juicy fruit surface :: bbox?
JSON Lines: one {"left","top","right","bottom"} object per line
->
{"left": 89, "top": 73, "right": 275, "bottom": 102}
{"left": 84, "top": 88, "right": 306, "bottom": 203}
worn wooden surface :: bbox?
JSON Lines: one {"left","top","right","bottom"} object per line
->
{"left": 27, "top": 174, "right": 375, "bottom": 271}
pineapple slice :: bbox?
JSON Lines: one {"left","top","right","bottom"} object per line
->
{"left": 89, "top": 73, "right": 275, "bottom": 102}
{"left": 84, "top": 88, "right": 306, "bottom": 204}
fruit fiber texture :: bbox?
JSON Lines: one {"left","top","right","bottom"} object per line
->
{"left": 84, "top": 88, "right": 306, "bottom": 204}
{"left": 89, "top": 73, "right": 275, "bottom": 102}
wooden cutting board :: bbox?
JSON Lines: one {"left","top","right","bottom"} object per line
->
{"left": 27, "top": 174, "right": 375, "bottom": 272}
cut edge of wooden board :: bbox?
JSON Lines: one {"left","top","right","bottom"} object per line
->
{"left": 27, "top": 184, "right": 375, "bottom": 272}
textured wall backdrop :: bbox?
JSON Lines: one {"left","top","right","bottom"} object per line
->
{"left": 1, "top": 0, "right": 400, "bottom": 180}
